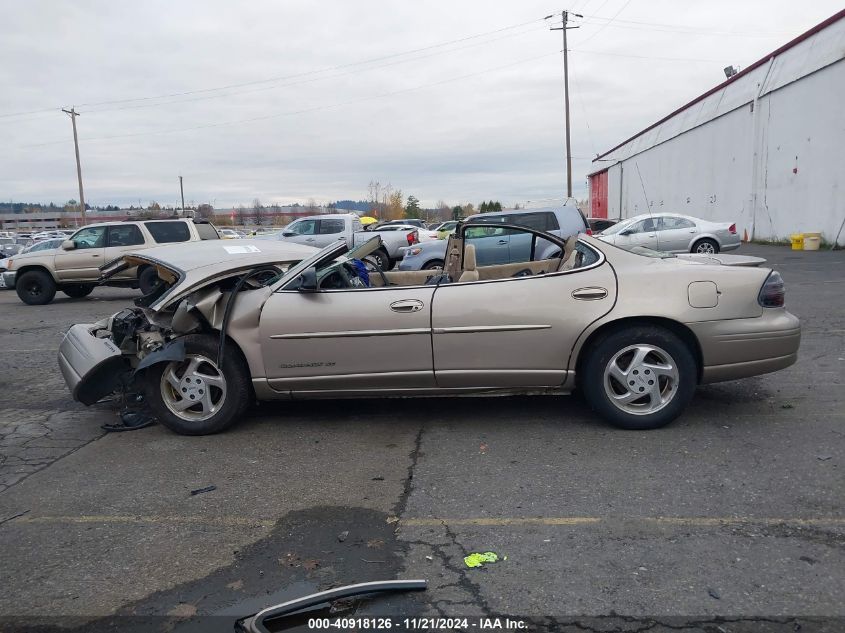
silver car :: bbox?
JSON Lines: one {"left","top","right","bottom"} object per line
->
{"left": 597, "top": 213, "right": 740, "bottom": 254}
{"left": 399, "top": 206, "right": 587, "bottom": 271}
{"left": 57, "top": 221, "right": 799, "bottom": 436}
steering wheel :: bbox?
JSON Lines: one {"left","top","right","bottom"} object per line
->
{"left": 362, "top": 256, "right": 389, "bottom": 287}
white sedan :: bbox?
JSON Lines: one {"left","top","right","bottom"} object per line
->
{"left": 597, "top": 213, "right": 740, "bottom": 254}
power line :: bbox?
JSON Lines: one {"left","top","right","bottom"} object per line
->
{"left": 76, "top": 23, "right": 550, "bottom": 117}
{"left": 578, "top": 14, "right": 794, "bottom": 37}
{"left": 19, "top": 51, "right": 559, "bottom": 150}
{"left": 578, "top": 0, "right": 634, "bottom": 46}
{"left": 570, "top": 48, "right": 723, "bottom": 63}
{"left": 0, "top": 15, "right": 547, "bottom": 120}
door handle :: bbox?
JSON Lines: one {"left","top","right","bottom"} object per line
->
{"left": 390, "top": 299, "right": 424, "bottom": 313}
{"left": 497, "top": 239, "right": 508, "bottom": 244}
{"left": 572, "top": 287, "right": 608, "bottom": 301}
{"left": 305, "top": 238, "right": 315, "bottom": 242}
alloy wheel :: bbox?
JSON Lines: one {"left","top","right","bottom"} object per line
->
{"left": 603, "top": 344, "right": 680, "bottom": 416}
{"left": 160, "top": 354, "right": 227, "bottom": 422}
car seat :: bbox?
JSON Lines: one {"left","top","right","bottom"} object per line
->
{"left": 458, "top": 244, "right": 479, "bottom": 282}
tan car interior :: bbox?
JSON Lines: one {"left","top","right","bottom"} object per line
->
{"left": 368, "top": 235, "right": 578, "bottom": 287}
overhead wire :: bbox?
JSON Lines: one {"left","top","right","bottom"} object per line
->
{"left": 76, "top": 22, "right": 551, "bottom": 116}
{"left": 0, "top": 15, "right": 548, "bottom": 120}
{"left": 577, "top": 0, "right": 635, "bottom": 46}
{"left": 18, "top": 50, "right": 559, "bottom": 150}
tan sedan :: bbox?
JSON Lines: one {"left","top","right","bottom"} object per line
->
{"left": 58, "top": 223, "right": 800, "bottom": 435}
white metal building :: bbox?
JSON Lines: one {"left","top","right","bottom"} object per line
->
{"left": 587, "top": 9, "right": 845, "bottom": 246}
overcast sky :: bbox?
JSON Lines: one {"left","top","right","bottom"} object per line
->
{"left": 1, "top": 0, "right": 841, "bottom": 209}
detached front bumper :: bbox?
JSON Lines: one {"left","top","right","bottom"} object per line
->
{"left": 2, "top": 270, "right": 16, "bottom": 289}
{"left": 58, "top": 323, "right": 129, "bottom": 405}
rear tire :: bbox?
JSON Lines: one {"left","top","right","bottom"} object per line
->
{"left": 372, "top": 249, "right": 391, "bottom": 270}
{"left": 581, "top": 325, "right": 697, "bottom": 430}
{"left": 61, "top": 284, "right": 95, "bottom": 298}
{"left": 16, "top": 270, "right": 57, "bottom": 305}
{"left": 692, "top": 238, "right": 719, "bottom": 254}
{"left": 144, "top": 334, "right": 252, "bottom": 435}
{"left": 422, "top": 259, "right": 444, "bottom": 270}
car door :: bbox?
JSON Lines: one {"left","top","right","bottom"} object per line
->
{"left": 103, "top": 224, "right": 147, "bottom": 279}
{"left": 53, "top": 226, "right": 107, "bottom": 281}
{"left": 656, "top": 216, "right": 697, "bottom": 252}
{"left": 431, "top": 230, "right": 616, "bottom": 388}
{"left": 281, "top": 218, "right": 319, "bottom": 246}
{"left": 464, "top": 226, "right": 510, "bottom": 265}
{"left": 258, "top": 241, "right": 436, "bottom": 392}
{"left": 314, "top": 218, "right": 347, "bottom": 248}
{"left": 614, "top": 218, "right": 659, "bottom": 250}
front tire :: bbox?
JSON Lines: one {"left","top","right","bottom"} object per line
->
{"left": 692, "top": 238, "right": 719, "bottom": 254}
{"left": 144, "top": 334, "right": 252, "bottom": 435}
{"left": 422, "top": 259, "right": 444, "bottom": 270}
{"left": 581, "top": 326, "right": 697, "bottom": 430}
{"left": 61, "top": 284, "right": 95, "bottom": 298}
{"left": 16, "top": 270, "right": 57, "bottom": 305}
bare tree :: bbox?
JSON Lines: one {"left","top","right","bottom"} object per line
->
{"left": 196, "top": 203, "right": 214, "bottom": 219}
{"left": 253, "top": 198, "right": 265, "bottom": 226}
{"left": 368, "top": 181, "right": 382, "bottom": 216}
{"left": 235, "top": 205, "right": 248, "bottom": 227}
{"left": 305, "top": 198, "right": 319, "bottom": 215}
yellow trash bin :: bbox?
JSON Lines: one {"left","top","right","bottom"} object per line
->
{"left": 804, "top": 236, "right": 821, "bottom": 251}
{"left": 790, "top": 234, "right": 804, "bottom": 250}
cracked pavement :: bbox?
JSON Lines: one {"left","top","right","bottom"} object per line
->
{"left": 0, "top": 244, "right": 842, "bottom": 631}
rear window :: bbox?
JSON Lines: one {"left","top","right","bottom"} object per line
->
{"left": 145, "top": 221, "right": 190, "bottom": 243}
{"left": 472, "top": 212, "right": 560, "bottom": 231}
{"left": 107, "top": 224, "right": 144, "bottom": 247}
{"left": 513, "top": 212, "right": 560, "bottom": 231}
{"left": 319, "top": 219, "right": 345, "bottom": 234}
{"left": 194, "top": 223, "right": 220, "bottom": 240}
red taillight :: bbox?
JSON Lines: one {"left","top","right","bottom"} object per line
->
{"left": 758, "top": 271, "right": 785, "bottom": 307}
{"left": 407, "top": 230, "right": 418, "bottom": 245}
{"left": 729, "top": 223, "right": 737, "bottom": 234}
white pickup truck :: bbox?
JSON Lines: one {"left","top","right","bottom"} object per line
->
{"left": 266, "top": 213, "right": 418, "bottom": 269}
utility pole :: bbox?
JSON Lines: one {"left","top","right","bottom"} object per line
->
{"left": 549, "top": 11, "right": 581, "bottom": 199}
{"left": 61, "top": 107, "right": 86, "bottom": 225}
{"left": 179, "top": 176, "right": 186, "bottom": 216}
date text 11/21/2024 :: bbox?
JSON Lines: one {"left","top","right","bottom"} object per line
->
{"left": 307, "top": 617, "right": 529, "bottom": 630}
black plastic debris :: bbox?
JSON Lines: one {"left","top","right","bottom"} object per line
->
{"left": 190, "top": 485, "right": 217, "bottom": 496}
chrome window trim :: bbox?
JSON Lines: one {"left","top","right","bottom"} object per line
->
{"left": 275, "top": 240, "right": 605, "bottom": 294}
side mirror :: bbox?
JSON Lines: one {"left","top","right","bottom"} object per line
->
{"left": 619, "top": 229, "right": 633, "bottom": 236}
{"left": 62, "top": 239, "right": 76, "bottom": 250}
{"left": 295, "top": 267, "right": 318, "bottom": 292}
{"left": 282, "top": 231, "right": 295, "bottom": 237}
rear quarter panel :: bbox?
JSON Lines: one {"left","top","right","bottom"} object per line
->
{"left": 569, "top": 244, "right": 770, "bottom": 368}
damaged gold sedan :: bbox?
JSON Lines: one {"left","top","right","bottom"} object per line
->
{"left": 58, "top": 223, "right": 800, "bottom": 435}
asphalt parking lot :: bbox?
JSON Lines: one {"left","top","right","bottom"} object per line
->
{"left": 0, "top": 243, "right": 843, "bottom": 632}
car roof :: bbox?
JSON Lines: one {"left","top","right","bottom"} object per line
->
{"left": 466, "top": 205, "right": 579, "bottom": 221}
{"left": 70, "top": 218, "right": 199, "bottom": 229}
{"left": 292, "top": 213, "right": 357, "bottom": 221}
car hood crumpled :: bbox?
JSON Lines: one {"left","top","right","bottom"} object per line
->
{"left": 99, "top": 239, "right": 321, "bottom": 310}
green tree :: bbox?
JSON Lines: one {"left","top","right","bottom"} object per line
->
{"left": 452, "top": 205, "right": 463, "bottom": 221}
{"left": 479, "top": 201, "right": 489, "bottom": 213}
{"left": 404, "top": 195, "right": 421, "bottom": 219}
